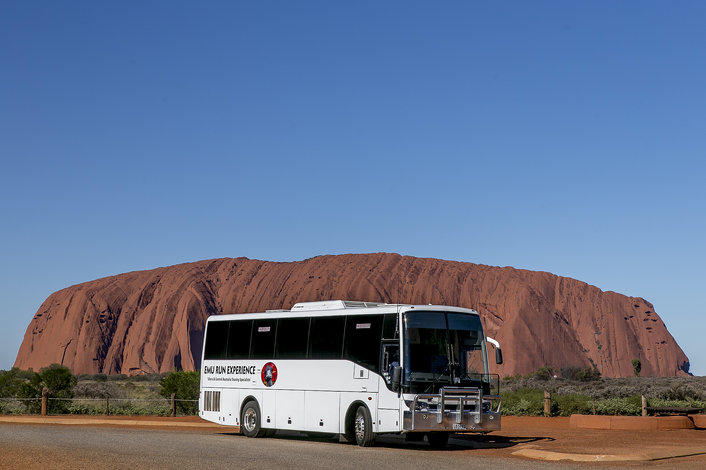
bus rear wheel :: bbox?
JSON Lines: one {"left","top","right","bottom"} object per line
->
{"left": 241, "top": 400, "right": 266, "bottom": 438}
{"left": 354, "top": 405, "right": 376, "bottom": 447}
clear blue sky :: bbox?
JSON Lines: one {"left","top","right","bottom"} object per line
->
{"left": 1, "top": 1, "right": 704, "bottom": 375}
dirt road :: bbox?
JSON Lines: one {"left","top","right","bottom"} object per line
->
{"left": 0, "top": 416, "right": 704, "bottom": 469}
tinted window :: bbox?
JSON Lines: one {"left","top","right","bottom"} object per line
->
{"left": 382, "top": 313, "right": 398, "bottom": 339}
{"left": 344, "top": 314, "right": 384, "bottom": 372}
{"left": 251, "top": 318, "right": 277, "bottom": 359}
{"left": 204, "top": 321, "right": 229, "bottom": 360}
{"left": 309, "top": 316, "right": 345, "bottom": 359}
{"left": 226, "top": 320, "right": 253, "bottom": 359}
{"left": 275, "top": 318, "right": 309, "bottom": 359}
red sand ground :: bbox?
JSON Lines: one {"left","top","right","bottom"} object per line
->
{"left": 2, "top": 414, "right": 705, "bottom": 465}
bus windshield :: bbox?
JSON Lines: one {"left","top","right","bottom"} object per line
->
{"left": 403, "top": 311, "right": 488, "bottom": 389}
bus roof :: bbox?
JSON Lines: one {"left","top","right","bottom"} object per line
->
{"left": 206, "top": 301, "right": 479, "bottom": 322}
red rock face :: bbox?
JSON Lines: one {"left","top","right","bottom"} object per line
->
{"left": 14, "top": 253, "right": 690, "bottom": 377}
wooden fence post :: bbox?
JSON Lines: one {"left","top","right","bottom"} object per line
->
{"left": 41, "top": 387, "right": 48, "bottom": 416}
{"left": 543, "top": 390, "right": 551, "bottom": 417}
{"left": 171, "top": 393, "right": 176, "bottom": 417}
{"left": 641, "top": 395, "right": 647, "bottom": 417}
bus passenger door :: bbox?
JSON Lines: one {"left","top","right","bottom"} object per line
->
{"left": 378, "top": 342, "right": 402, "bottom": 431}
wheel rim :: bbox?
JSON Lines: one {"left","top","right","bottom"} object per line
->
{"left": 243, "top": 407, "right": 257, "bottom": 433}
{"left": 354, "top": 409, "right": 365, "bottom": 442}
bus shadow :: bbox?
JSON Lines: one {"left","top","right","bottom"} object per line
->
{"left": 220, "top": 431, "right": 553, "bottom": 451}
{"left": 448, "top": 433, "right": 553, "bottom": 450}
{"left": 374, "top": 433, "right": 553, "bottom": 451}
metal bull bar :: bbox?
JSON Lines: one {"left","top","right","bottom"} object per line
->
{"left": 404, "top": 387, "right": 502, "bottom": 432}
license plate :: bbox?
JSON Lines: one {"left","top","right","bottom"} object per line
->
{"left": 452, "top": 423, "right": 466, "bottom": 430}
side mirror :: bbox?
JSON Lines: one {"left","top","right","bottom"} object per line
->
{"left": 391, "top": 366, "right": 402, "bottom": 392}
{"left": 486, "top": 336, "right": 503, "bottom": 365}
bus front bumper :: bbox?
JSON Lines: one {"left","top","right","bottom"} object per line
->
{"left": 402, "top": 409, "right": 501, "bottom": 432}
{"left": 402, "top": 388, "right": 502, "bottom": 433}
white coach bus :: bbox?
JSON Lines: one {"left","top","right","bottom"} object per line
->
{"left": 199, "top": 300, "right": 503, "bottom": 447}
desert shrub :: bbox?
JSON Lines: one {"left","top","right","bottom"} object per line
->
{"left": 647, "top": 398, "right": 706, "bottom": 410}
{"left": 0, "top": 398, "right": 26, "bottom": 415}
{"left": 595, "top": 395, "right": 642, "bottom": 416}
{"left": 632, "top": 359, "right": 641, "bottom": 377}
{"left": 65, "top": 398, "right": 172, "bottom": 416}
{"left": 553, "top": 394, "right": 592, "bottom": 416}
{"left": 559, "top": 365, "right": 601, "bottom": 381}
{"left": 17, "top": 372, "right": 44, "bottom": 413}
{"left": 108, "top": 374, "right": 129, "bottom": 381}
{"left": 533, "top": 367, "right": 554, "bottom": 381}
{"left": 0, "top": 369, "right": 24, "bottom": 397}
{"left": 16, "top": 364, "right": 77, "bottom": 414}
{"left": 659, "top": 383, "right": 705, "bottom": 401}
{"left": 66, "top": 401, "right": 105, "bottom": 415}
{"left": 74, "top": 381, "right": 126, "bottom": 399}
{"left": 159, "top": 371, "right": 199, "bottom": 415}
{"left": 2, "top": 369, "right": 39, "bottom": 414}
{"left": 131, "top": 373, "right": 166, "bottom": 382}
{"left": 502, "top": 388, "right": 545, "bottom": 416}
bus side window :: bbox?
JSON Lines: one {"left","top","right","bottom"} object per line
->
{"left": 226, "top": 320, "right": 253, "bottom": 359}
{"left": 382, "top": 313, "right": 398, "bottom": 339}
{"left": 309, "top": 316, "right": 345, "bottom": 359}
{"left": 251, "top": 319, "right": 277, "bottom": 359}
{"left": 275, "top": 317, "right": 309, "bottom": 359}
{"left": 204, "top": 321, "right": 229, "bottom": 360}
{"left": 344, "top": 314, "right": 383, "bottom": 373}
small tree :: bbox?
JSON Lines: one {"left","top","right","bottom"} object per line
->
{"left": 632, "top": 358, "right": 641, "bottom": 377}
{"left": 159, "top": 371, "right": 199, "bottom": 415}
{"left": 575, "top": 366, "right": 601, "bottom": 382}
{"left": 17, "top": 364, "right": 76, "bottom": 414}
{"left": 533, "top": 366, "right": 554, "bottom": 381}
{"left": 0, "top": 368, "right": 24, "bottom": 397}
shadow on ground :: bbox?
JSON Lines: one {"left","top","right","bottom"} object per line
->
{"left": 219, "top": 430, "right": 553, "bottom": 452}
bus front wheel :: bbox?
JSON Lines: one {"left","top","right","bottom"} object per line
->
{"left": 241, "top": 400, "right": 266, "bottom": 438}
{"left": 354, "top": 405, "right": 375, "bottom": 447}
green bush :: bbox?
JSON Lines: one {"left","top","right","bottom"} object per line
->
{"left": 74, "top": 381, "right": 125, "bottom": 399}
{"left": 65, "top": 399, "right": 171, "bottom": 416}
{"left": 595, "top": 395, "right": 642, "bottom": 416}
{"left": 16, "top": 364, "right": 77, "bottom": 414}
{"left": 0, "top": 369, "right": 24, "bottom": 397}
{"left": 559, "top": 365, "right": 601, "bottom": 382}
{"left": 647, "top": 398, "right": 706, "bottom": 410}
{"left": 159, "top": 370, "right": 199, "bottom": 415}
{"left": 632, "top": 359, "right": 641, "bottom": 377}
{"left": 660, "top": 383, "right": 704, "bottom": 401}
{"left": 502, "top": 388, "right": 545, "bottom": 416}
{"left": 553, "top": 394, "right": 592, "bottom": 416}
{"left": 533, "top": 367, "right": 554, "bottom": 381}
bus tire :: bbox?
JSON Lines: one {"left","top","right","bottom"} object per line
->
{"left": 427, "top": 432, "right": 450, "bottom": 449}
{"left": 354, "top": 405, "right": 375, "bottom": 447}
{"left": 241, "top": 400, "right": 266, "bottom": 438}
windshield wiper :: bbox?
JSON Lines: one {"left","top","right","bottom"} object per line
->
{"left": 424, "top": 359, "right": 451, "bottom": 393}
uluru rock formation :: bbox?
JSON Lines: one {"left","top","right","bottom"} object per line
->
{"left": 15, "top": 253, "right": 690, "bottom": 377}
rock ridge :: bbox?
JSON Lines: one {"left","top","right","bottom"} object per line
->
{"left": 14, "top": 253, "right": 689, "bottom": 377}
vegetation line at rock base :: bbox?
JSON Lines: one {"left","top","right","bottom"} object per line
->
{"left": 1, "top": 366, "right": 704, "bottom": 417}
